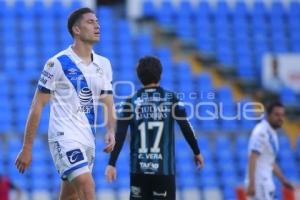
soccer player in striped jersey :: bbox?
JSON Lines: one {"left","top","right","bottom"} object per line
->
{"left": 106, "top": 56, "right": 204, "bottom": 200}
{"left": 246, "top": 102, "right": 293, "bottom": 200}
{"left": 15, "top": 8, "right": 115, "bottom": 200}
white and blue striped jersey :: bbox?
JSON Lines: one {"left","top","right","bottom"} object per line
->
{"left": 38, "top": 46, "right": 113, "bottom": 147}
{"left": 246, "top": 119, "right": 279, "bottom": 183}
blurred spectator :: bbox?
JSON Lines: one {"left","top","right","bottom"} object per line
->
{"left": 267, "top": 56, "right": 285, "bottom": 92}
{"left": 0, "top": 175, "right": 21, "bottom": 200}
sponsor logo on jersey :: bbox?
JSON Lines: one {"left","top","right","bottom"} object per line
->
{"left": 79, "top": 87, "right": 93, "bottom": 105}
{"left": 131, "top": 186, "right": 141, "bottom": 198}
{"left": 66, "top": 149, "right": 84, "bottom": 164}
{"left": 153, "top": 191, "right": 167, "bottom": 197}
{"left": 139, "top": 161, "right": 159, "bottom": 171}
{"left": 77, "top": 87, "right": 94, "bottom": 113}
{"left": 54, "top": 141, "right": 63, "bottom": 159}
{"left": 71, "top": 74, "right": 84, "bottom": 81}
{"left": 68, "top": 68, "right": 78, "bottom": 75}
{"left": 41, "top": 70, "right": 54, "bottom": 79}
{"left": 39, "top": 77, "right": 48, "bottom": 85}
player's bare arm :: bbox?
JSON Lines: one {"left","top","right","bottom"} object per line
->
{"left": 101, "top": 94, "right": 116, "bottom": 153}
{"left": 273, "top": 163, "right": 294, "bottom": 190}
{"left": 15, "top": 90, "right": 50, "bottom": 173}
{"left": 246, "top": 151, "right": 259, "bottom": 196}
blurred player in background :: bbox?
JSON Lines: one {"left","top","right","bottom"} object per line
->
{"left": 105, "top": 56, "right": 204, "bottom": 200}
{"left": 246, "top": 102, "right": 294, "bottom": 200}
{"left": 15, "top": 8, "right": 115, "bottom": 200}
{"left": 0, "top": 174, "right": 21, "bottom": 200}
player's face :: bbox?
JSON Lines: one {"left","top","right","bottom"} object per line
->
{"left": 77, "top": 13, "right": 100, "bottom": 43}
{"left": 268, "top": 107, "right": 285, "bottom": 129}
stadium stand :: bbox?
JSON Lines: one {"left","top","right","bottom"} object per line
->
{"left": 0, "top": 0, "right": 299, "bottom": 199}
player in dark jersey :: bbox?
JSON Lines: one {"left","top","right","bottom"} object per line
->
{"left": 105, "top": 56, "right": 204, "bottom": 200}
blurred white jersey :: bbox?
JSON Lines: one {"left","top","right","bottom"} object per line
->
{"left": 38, "top": 46, "right": 113, "bottom": 148}
{"left": 246, "top": 120, "right": 279, "bottom": 199}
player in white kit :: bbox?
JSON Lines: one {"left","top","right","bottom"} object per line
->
{"left": 246, "top": 102, "right": 293, "bottom": 200}
{"left": 15, "top": 8, "right": 116, "bottom": 200}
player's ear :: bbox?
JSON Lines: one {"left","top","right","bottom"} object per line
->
{"left": 72, "top": 25, "right": 80, "bottom": 36}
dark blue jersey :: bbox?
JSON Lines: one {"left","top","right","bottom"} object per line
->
{"left": 109, "top": 86, "right": 200, "bottom": 176}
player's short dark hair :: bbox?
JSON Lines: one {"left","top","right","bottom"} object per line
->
{"left": 136, "top": 56, "right": 162, "bottom": 85}
{"left": 266, "top": 101, "right": 284, "bottom": 115}
{"left": 68, "top": 7, "right": 95, "bottom": 37}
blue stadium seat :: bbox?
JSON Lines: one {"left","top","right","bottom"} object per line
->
{"left": 214, "top": 1, "right": 231, "bottom": 17}
{"left": 143, "top": 0, "right": 155, "bottom": 18}
{"left": 176, "top": 18, "right": 193, "bottom": 40}
{"left": 0, "top": 106, "right": 13, "bottom": 133}
{"left": 280, "top": 87, "right": 298, "bottom": 106}
{"left": 220, "top": 105, "right": 238, "bottom": 131}
{"left": 155, "top": 47, "right": 172, "bottom": 68}
{"left": 214, "top": 17, "right": 230, "bottom": 33}
{"left": 223, "top": 186, "right": 237, "bottom": 200}
{"left": 252, "top": 1, "right": 267, "bottom": 17}
{"left": 233, "top": 1, "right": 248, "bottom": 17}
{"left": 200, "top": 162, "right": 218, "bottom": 188}
{"left": 97, "top": 6, "right": 113, "bottom": 19}
{"left": 156, "top": 1, "right": 175, "bottom": 28}
{"left": 215, "top": 136, "right": 230, "bottom": 149}
{"left": 288, "top": 14, "right": 300, "bottom": 31}
{"left": 220, "top": 170, "right": 238, "bottom": 188}
{"left": 217, "top": 86, "right": 234, "bottom": 104}
{"left": 51, "top": 1, "right": 66, "bottom": 18}
{"left": 177, "top": 161, "right": 195, "bottom": 174}
{"left": 160, "top": 78, "right": 174, "bottom": 91}
{"left": 196, "top": 1, "right": 211, "bottom": 18}
{"left": 236, "top": 135, "right": 248, "bottom": 151}
{"left": 116, "top": 176, "right": 130, "bottom": 189}
{"left": 69, "top": 0, "right": 82, "bottom": 11}
{"left": 178, "top": 174, "right": 199, "bottom": 188}
{"left": 197, "top": 104, "right": 218, "bottom": 131}
{"left": 270, "top": 2, "right": 286, "bottom": 17}
{"left": 195, "top": 17, "right": 211, "bottom": 31}
{"left": 174, "top": 60, "right": 192, "bottom": 80}
{"left": 196, "top": 36, "right": 214, "bottom": 52}
{"left": 236, "top": 57, "right": 256, "bottom": 80}
{"left": 177, "top": 1, "right": 194, "bottom": 18}
{"left": 196, "top": 72, "right": 213, "bottom": 91}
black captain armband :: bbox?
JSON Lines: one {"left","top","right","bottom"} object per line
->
{"left": 38, "top": 85, "right": 51, "bottom": 94}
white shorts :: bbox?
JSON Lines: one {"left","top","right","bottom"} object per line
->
{"left": 49, "top": 140, "right": 95, "bottom": 182}
{"left": 249, "top": 181, "right": 276, "bottom": 200}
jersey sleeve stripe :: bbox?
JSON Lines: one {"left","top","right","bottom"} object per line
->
{"left": 251, "top": 149, "right": 261, "bottom": 155}
{"left": 37, "top": 85, "right": 51, "bottom": 94}
{"left": 101, "top": 90, "right": 113, "bottom": 95}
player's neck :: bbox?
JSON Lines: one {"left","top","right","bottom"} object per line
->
{"left": 144, "top": 83, "right": 159, "bottom": 88}
{"left": 71, "top": 41, "right": 93, "bottom": 64}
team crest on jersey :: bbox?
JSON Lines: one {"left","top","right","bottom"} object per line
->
{"left": 47, "top": 60, "right": 54, "bottom": 68}
{"left": 131, "top": 186, "right": 141, "bottom": 198}
{"left": 95, "top": 66, "right": 103, "bottom": 76}
{"left": 134, "top": 97, "right": 144, "bottom": 105}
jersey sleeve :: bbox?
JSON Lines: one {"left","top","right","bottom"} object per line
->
{"left": 37, "top": 58, "right": 60, "bottom": 93}
{"left": 101, "top": 59, "right": 113, "bottom": 95}
{"left": 249, "top": 129, "right": 267, "bottom": 155}
{"left": 173, "top": 96, "right": 200, "bottom": 155}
